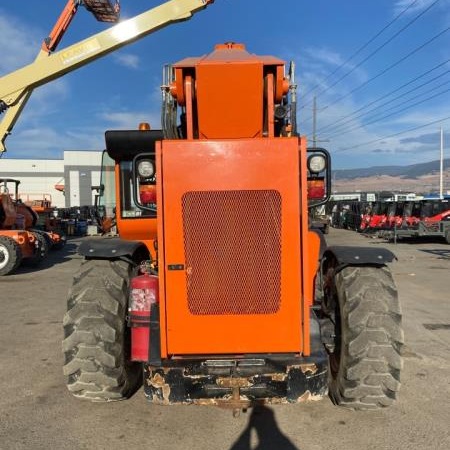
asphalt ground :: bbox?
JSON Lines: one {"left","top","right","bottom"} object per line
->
{"left": 0, "top": 228, "right": 449, "bottom": 450}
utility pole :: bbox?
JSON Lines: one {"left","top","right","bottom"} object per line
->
{"left": 440, "top": 127, "right": 444, "bottom": 199}
{"left": 312, "top": 96, "right": 317, "bottom": 147}
{"left": 311, "top": 96, "right": 329, "bottom": 148}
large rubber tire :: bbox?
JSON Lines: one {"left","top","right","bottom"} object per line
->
{"left": 63, "top": 259, "right": 142, "bottom": 401}
{"left": 0, "top": 235, "right": 22, "bottom": 276}
{"left": 445, "top": 229, "right": 450, "bottom": 244}
{"left": 25, "top": 232, "right": 48, "bottom": 267}
{"left": 38, "top": 230, "right": 54, "bottom": 250}
{"left": 52, "top": 234, "right": 66, "bottom": 250}
{"left": 329, "top": 266, "right": 403, "bottom": 410}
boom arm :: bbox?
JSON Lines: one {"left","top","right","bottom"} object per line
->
{"left": 0, "top": 0, "right": 214, "bottom": 154}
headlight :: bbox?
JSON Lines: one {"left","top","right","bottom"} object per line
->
{"left": 137, "top": 160, "right": 155, "bottom": 178}
{"left": 307, "top": 154, "right": 326, "bottom": 174}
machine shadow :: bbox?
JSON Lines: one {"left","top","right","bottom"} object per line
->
{"left": 229, "top": 405, "right": 300, "bottom": 450}
{"left": 419, "top": 248, "right": 450, "bottom": 260}
{"left": 14, "top": 241, "right": 79, "bottom": 274}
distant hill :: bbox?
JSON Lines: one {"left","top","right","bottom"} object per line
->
{"left": 334, "top": 158, "right": 450, "bottom": 180}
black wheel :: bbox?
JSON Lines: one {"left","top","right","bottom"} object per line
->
{"left": 445, "top": 229, "right": 450, "bottom": 244}
{"left": 25, "top": 232, "right": 48, "bottom": 266}
{"left": 41, "top": 231, "right": 54, "bottom": 249}
{"left": 328, "top": 266, "right": 403, "bottom": 410}
{"left": 0, "top": 235, "right": 22, "bottom": 275}
{"left": 63, "top": 259, "right": 142, "bottom": 401}
{"left": 52, "top": 234, "right": 66, "bottom": 250}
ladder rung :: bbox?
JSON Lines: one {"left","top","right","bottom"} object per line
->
{"left": 83, "top": 0, "right": 120, "bottom": 23}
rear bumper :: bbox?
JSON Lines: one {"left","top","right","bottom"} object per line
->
{"left": 144, "top": 353, "right": 328, "bottom": 407}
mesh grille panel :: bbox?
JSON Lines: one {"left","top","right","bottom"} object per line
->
{"left": 182, "top": 190, "right": 281, "bottom": 315}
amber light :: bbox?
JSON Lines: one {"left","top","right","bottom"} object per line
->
{"left": 139, "top": 122, "right": 151, "bottom": 130}
{"left": 307, "top": 178, "right": 325, "bottom": 199}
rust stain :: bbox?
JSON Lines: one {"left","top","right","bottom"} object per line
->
{"left": 287, "top": 363, "right": 318, "bottom": 375}
{"left": 297, "top": 390, "right": 324, "bottom": 402}
{"left": 265, "top": 397, "right": 289, "bottom": 405}
{"left": 216, "top": 393, "right": 252, "bottom": 410}
{"left": 149, "top": 373, "right": 165, "bottom": 388}
{"left": 149, "top": 372, "right": 171, "bottom": 405}
{"left": 216, "top": 377, "right": 252, "bottom": 388}
{"left": 268, "top": 373, "right": 287, "bottom": 382}
{"left": 192, "top": 398, "right": 219, "bottom": 406}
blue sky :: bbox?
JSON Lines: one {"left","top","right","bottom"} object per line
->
{"left": 0, "top": 0, "right": 449, "bottom": 168}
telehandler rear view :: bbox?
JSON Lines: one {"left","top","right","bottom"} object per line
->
{"left": 63, "top": 42, "right": 404, "bottom": 412}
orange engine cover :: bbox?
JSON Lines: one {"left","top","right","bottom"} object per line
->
{"left": 157, "top": 137, "right": 304, "bottom": 356}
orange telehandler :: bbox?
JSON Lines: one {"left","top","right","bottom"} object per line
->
{"left": 0, "top": 0, "right": 403, "bottom": 413}
{"left": 63, "top": 42, "right": 404, "bottom": 412}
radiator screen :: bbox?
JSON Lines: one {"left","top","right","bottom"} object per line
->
{"left": 181, "top": 190, "right": 282, "bottom": 315}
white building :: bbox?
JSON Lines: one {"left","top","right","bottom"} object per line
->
{"left": 0, "top": 150, "right": 102, "bottom": 208}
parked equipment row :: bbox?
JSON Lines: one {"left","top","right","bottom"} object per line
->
{"left": 321, "top": 198, "right": 450, "bottom": 243}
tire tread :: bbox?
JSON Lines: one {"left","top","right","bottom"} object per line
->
{"left": 63, "top": 259, "right": 141, "bottom": 401}
{"left": 330, "top": 265, "right": 404, "bottom": 410}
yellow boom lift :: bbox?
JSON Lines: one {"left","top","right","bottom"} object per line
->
{"left": 0, "top": 0, "right": 214, "bottom": 155}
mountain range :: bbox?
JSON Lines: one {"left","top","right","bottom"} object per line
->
{"left": 334, "top": 158, "right": 450, "bottom": 180}
{"left": 332, "top": 158, "right": 450, "bottom": 194}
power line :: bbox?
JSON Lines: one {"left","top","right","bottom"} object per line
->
{"left": 322, "top": 69, "right": 450, "bottom": 136}
{"left": 317, "top": 59, "right": 450, "bottom": 134}
{"left": 302, "top": 0, "right": 440, "bottom": 108}
{"left": 335, "top": 114, "right": 450, "bottom": 152}
{"left": 300, "top": 0, "right": 422, "bottom": 105}
{"left": 321, "top": 26, "right": 450, "bottom": 111}
{"left": 327, "top": 84, "right": 450, "bottom": 139}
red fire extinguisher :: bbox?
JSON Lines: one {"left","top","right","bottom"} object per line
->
{"left": 128, "top": 266, "right": 159, "bottom": 362}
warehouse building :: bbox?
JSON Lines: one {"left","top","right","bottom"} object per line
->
{"left": 0, "top": 151, "right": 102, "bottom": 208}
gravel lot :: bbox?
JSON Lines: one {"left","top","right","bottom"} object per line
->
{"left": 0, "top": 228, "right": 449, "bottom": 450}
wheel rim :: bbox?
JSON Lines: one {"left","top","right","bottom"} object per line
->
{"left": 329, "top": 281, "right": 342, "bottom": 379}
{"left": 323, "top": 265, "right": 342, "bottom": 379}
{"left": 0, "top": 244, "right": 9, "bottom": 270}
{"left": 329, "top": 311, "right": 342, "bottom": 378}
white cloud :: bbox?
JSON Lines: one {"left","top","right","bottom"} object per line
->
{"left": 387, "top": 105, "right": 450, "bottom": 127}
{"left": 302, "top": 47, "right": 368, "bottom": 83}
{"left": 4, "top": 123, "right": 109, "bottom": 157}
{"left": 16, "top": 80, "right": 70, "bottom": 123}
{"left": 0, "top": 8, "right": 71, "bottom": 154}
{"left": 100, "top": 110, "right": 161, "bottom": 129}
{"left": 5, "top": 127, "right": 69, "bottom": 158}
{"left": 393, "top": 0, "right": 450, "bottom": 18}
{"left": 0, "top": 11, "right": 40, "bottom": 74}
{"left": 113, "top": 53, "right": 140, "bottom": 69}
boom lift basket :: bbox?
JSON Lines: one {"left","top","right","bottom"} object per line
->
{"left": 83, "top": 0, "right": 120, "bottom": 22}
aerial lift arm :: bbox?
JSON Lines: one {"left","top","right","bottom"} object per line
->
{"left": 42, "top": 0, "right": 121, "bottom": 53}
{"left": 0, "top": 0, "right": 121, "bottom": 156}
{"left": 0, "top": 0, "right": 214, "bottom": 154}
